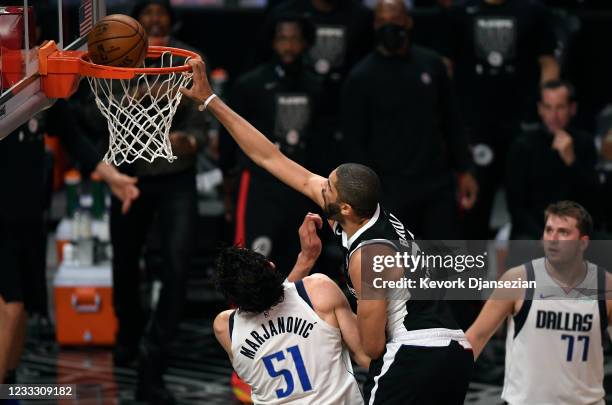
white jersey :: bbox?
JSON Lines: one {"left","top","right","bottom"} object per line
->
{"left": 503, "top": 258, "right": 607, "bottom": 405}
{"left": 230, "top": 280, "right": 363, "bottom": 405}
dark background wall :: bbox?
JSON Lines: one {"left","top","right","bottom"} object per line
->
{"left": 54, "top": 3, "right": 610, "bottom": 131}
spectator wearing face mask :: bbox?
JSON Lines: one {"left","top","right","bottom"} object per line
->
{"left": 341, "top": 0, "right": 477, "bottom": 241}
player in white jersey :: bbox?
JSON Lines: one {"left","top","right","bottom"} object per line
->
{"left": 467, "top": 201, "right": 612, "bottom": 405}
{"left": 213, "top": 213, "right": 368, "bottom": 404}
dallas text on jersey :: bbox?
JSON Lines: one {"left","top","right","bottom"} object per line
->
{"left": 239, "top": 316, "right": 315, "bottom": 360}
{"left": 536, "top": 310, "right": 593, "bottom": 332}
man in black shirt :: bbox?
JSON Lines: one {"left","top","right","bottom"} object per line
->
{"left": 101, "top": 2, "right": 208, "bottom": 403}
{"left": 507, "top": 80, "right": 597, "bottom": 239}
{"left": 267, "top": 0, "right": 374, "bottom": 174}
{"left": 443, "top": 0, "right": 559, "bottom": 238}
{"left": 220, "top": 14, "right": 322, "bottom": 275}
{"left": 341, "top": 0, "right": 477, "bottom": 240}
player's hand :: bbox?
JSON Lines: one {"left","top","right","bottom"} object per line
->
{"left": 112, "top": 176, "right": 140, "bottom": 214}
{"left": 94, "top": 162, "right": 140, "bottom": 214}
{"left": 298, "top": 213, "right": 323, "bottom": 262}
{"left": 179, "top": 59, "right": 214, "bottom": 104}
{"left": 169, "top": 131, "right": 198, "bottom": 156}
{"left": 552, "top": 130, "right": 575, "bottom": 166}
{"left": 458, "top": 172, "right": 478, "bottom": 210}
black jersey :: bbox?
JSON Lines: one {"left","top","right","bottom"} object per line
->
{"left": 332, "top": 204, "right": 461, "bottom": 336}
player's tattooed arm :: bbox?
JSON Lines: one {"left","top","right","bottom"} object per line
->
{"left": 349, "top": 249, "right": 388, "bottom": 359}
{"left": 466, "top": 266, "right": 527, "bottom": 359}
{"left": 288, "top": 213, "right": 324, "bottom": 282}
{"left": 181, "top": 60, "right": 326, "bottom": 207}
{"left": 213, "top": 310, "right": 234, "bottom": 361}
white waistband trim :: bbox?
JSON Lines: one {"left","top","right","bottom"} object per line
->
{"left": 390, "top": 328, "right": 472, "bottom": 349}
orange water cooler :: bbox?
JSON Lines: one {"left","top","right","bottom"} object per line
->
{"left": 54, "top": 264, "right": 117, "bottom": 346}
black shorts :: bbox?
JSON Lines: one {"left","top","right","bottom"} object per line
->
{"left": 0, "top": 220, "right": 47, "bottom": 313}
{"left": 364, "top": 341, "right": 474, "bottom": 405}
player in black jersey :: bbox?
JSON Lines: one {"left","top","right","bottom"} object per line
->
{"left": 181, "top": 59, "right": 473, "bottom": 404}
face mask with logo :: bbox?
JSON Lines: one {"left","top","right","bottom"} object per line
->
{"left": 376, "top": 23, "right": 408, "bottom": 53}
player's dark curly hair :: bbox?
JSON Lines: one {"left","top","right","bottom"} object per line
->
{"left": 215, "top": 246, "right": 285, "bottom": 313}
{"left": 335, "top": 163, "right": 382, "bottom": 218}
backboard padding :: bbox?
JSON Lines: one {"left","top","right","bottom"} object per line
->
{"left": 0, "top": 0, "right": 106, "bottom": 139}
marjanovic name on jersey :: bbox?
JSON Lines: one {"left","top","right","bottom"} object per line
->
{"left": 239, "top": 316, "right": 315, "bottom": 360}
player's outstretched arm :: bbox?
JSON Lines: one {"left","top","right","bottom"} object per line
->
{"left": 213, "top": 310, "right": 234, "bottom": 361}
{"left": 180, "top": 60, "right": 326, "bottom": 208}
{"left": 303, "top": 274, "right": 371, "bottom": 369}
{"left": 466, "top": 266, "right": 526, "bottom": 359}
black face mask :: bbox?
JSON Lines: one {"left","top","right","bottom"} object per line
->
{"left": 376, "top": 23, "right": 408, "bottom": 53}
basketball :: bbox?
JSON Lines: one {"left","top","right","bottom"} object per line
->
{"left": 87, "top": 14, "right": 148, "bottom": 68}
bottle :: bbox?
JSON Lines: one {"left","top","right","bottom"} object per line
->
{"left": 62, "top": 243, "right": 77, "bottom": 267}
{"left": 104, "top": 194, "right": 112, "bottom": 261}
{"left": 90, "top": 172, "right": 110, "bottom": 263}
{"left": 91, "top": 172, "right": 105, "bottom": 221}
{"left": 56, "top": 169, "right": 81, "bottom": 264}
{"left": 77, "top": 194, "right": 94, "bottom": 267}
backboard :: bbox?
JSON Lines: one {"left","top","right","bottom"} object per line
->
{"left": 0, "top": 0, "right": 106, "bottom": 139}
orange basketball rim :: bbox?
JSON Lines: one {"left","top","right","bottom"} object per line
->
{"left": 38, "top": 40, "right": 199, "bottom": 99}
{"left": 38, "top": 40, "right": 202, "bottom": 166}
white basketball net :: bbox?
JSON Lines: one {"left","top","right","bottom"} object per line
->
{"left": 86, "top": 52, "right": 193, "bottom": 166}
